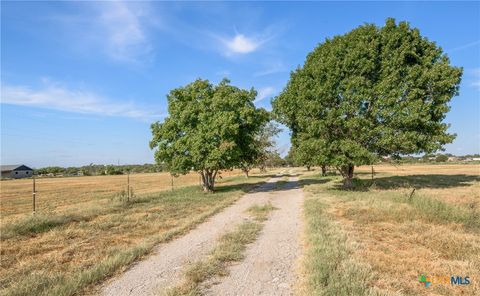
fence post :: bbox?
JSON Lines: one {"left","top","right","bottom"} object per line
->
{"left": 32, "top": 174, "right": 36, "bottom": 213}
{"left": 127, "top": 171, "right": 130, "bottom": 202}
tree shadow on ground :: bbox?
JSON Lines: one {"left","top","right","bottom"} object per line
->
{"left": 336, "top": 174, "right": 480, "bottom": 192}
{"left": 215, "top": 174, "right": 304, "bottom": 194}
{"left": 299, "top": 177, "right": 331, "bottom": 187}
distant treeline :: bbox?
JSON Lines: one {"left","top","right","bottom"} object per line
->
{"left": 33, "top": 153, "right": 288, "bottom": 177}
{"left": 386, "top": 153, "right": 480, "bottom": 164}
{"left": 33, "top": 153, "right": 479, "bottom": 177}
{"left": 35, "top": 164, "right": 164, "bottom": 176}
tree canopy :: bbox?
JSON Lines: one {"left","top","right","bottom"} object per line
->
{"left": 150, "top": 78, "right": 269, "bottom": 191}
{"left": 273, "top": 18, "right": 462, "bottom": 187}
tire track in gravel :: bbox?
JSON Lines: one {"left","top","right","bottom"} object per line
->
{"left": 101, "top": 174, "right": 285, "bottom": 296}
{"left": 205, "top": 176, "right": 304, "bottom": 296}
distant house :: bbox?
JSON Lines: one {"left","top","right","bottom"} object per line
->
{"left": 1, "top": 165, "right": 34, "bottom": 179}
{"left": 463, "top": 158, "right": 479, "bottom": 162}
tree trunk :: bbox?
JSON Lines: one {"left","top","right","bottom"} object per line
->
{"left": 321, "top": 165, "right": 327, "bottom": 176}
{"left": 340, "top": 165, "right": 354, "bottom": 188}
{"left": 242, "top": 168, "right": 249, "bottom": 178}
{"left": 306, "top": 165, "right": 311, "bottom": 171}
{"left": 259, "top": 165, "right": 267, "bottom": 173}
{"left": 200, "top": 170, "right": 217, "bottom": 192}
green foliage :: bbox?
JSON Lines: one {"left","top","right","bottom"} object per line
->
{"left": 36, "top": 164, "right": 162, "bottom": 177}
{"left": 263, "top": 151, "right": 286, "bottom": 168}
{"left": 105, "top": 165, "right": 123, "bottom": 175}
{"left": 150, "top": 78, "right": 269, "bottom": 191}
{"left": 285, "top": 144, "right": 320, "bottom": 169}
{"left": 273, "top": 18, "right": 462, "bottom": 184}
{"left": 243, "top": 122, "right": 282, "bottom": 173}
{"left": 435, "top": 154, "right": 449, "bottom": 162}
{"left": 35, "top": 166, "right": 65, "bottom": 175}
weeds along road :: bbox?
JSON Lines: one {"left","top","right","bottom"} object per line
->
{"left": 101, "top": 171, "right": 304, "bottom": 296}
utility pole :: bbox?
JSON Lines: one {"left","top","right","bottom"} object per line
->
{"left": 32, "top": 173, "right": 36, "bottom": 213}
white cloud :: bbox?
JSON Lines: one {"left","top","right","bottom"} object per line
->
{"left": 1, "top": 81, "right": 162, "bottom": 120}
{"left": 224, "top": 34, "right": 260, "bottom": 54}
{"left": 219, "top": 32, "right": 274, "bottom": 56}
{"left": 254, "top": 86, "right": 276, "bottom": 103}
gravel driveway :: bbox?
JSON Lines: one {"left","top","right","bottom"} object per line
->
{"left": 206, "top": 176, "right": 304, "bottom": 296}
{"left": 101, "top": 174, "right": 291, "bottom": 296}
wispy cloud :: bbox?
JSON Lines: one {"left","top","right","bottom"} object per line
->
{"left": 254, "top": 86, "right": 276, "bottom": 103}
{"left": 447, "top": 40, "right": 480, "bottom": 53}
{"left": 97, "top": 1, "right": 153, "bottom": 63}
{"left": 254, "top": 61, "right": 287, "bottom": 77}
{"left": 469, "top": 68, "right": 480, "bottom": 89}
{"left": 50, "top": 1, "right": 155, "bottom": 64}
{"left": 215, "top": 70, "right": 231, "bottom": 77}
{"left": 1, "top": 80, "right": 163, "bottom": 120}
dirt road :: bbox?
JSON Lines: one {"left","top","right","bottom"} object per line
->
{"left": 206, "top": 176, "right": 304, "bottom": 295}
{"left": 101, "top": 174, "right": 304, "bottom": 296}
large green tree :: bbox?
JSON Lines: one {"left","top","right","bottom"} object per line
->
{"left": 150, "top": 79, "right": 269, "bottom": 192}
{"left": 273, "top": 19, "right": 462, "bottom": 187}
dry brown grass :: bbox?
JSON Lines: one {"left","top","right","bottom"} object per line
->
{"left": 356, "top": 163, "right": 480, "bottom": 176}
{"left": 0, "top": 170, "right": 271, "bottom": 296}
{"left": 0, "top": 170, "right": 245, "bottom": 222}
{"left": 356, "top": 163, "right": 480, "bottom": 208}
{"left": 301, "top": 164, "right": 480, "bottom": 296}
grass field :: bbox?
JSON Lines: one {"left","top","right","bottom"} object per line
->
{"left": 0, "top": 170, "right": 271, "bottom": 296}
{"left": 300, "top": 163, "right": 480, "bottom": 296}
{"left": 0, "top": 170, "right": 244, "bottom": 221}
{"left": 2, "top": 164, "right": 479, "bottom": 296}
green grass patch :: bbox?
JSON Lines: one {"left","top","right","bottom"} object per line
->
{"left": 247, "top": 202, "right": 276, "bottom": 221}
{"left": 303, "top": 196, "right": 378, "bottom": 296}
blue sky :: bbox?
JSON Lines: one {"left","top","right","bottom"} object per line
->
{"left": 1, "top": 1, "right": 479, "bottom": 168}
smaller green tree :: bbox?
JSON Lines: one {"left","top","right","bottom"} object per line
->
{"left": 252, "top": 122, "right": 282, "bottom": 173}
{"left": 150, "top": 79, "right": 269, "bottom": 192}
{"left": 435, "top": 154, "right": 448, "bottom": 162}
{"left": 264, "top": 151, "right": 286, "bottom": 168}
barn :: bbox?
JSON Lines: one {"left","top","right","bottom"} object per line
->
{"left": 1, "top": 165, "right": 34, "bottom": 179}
